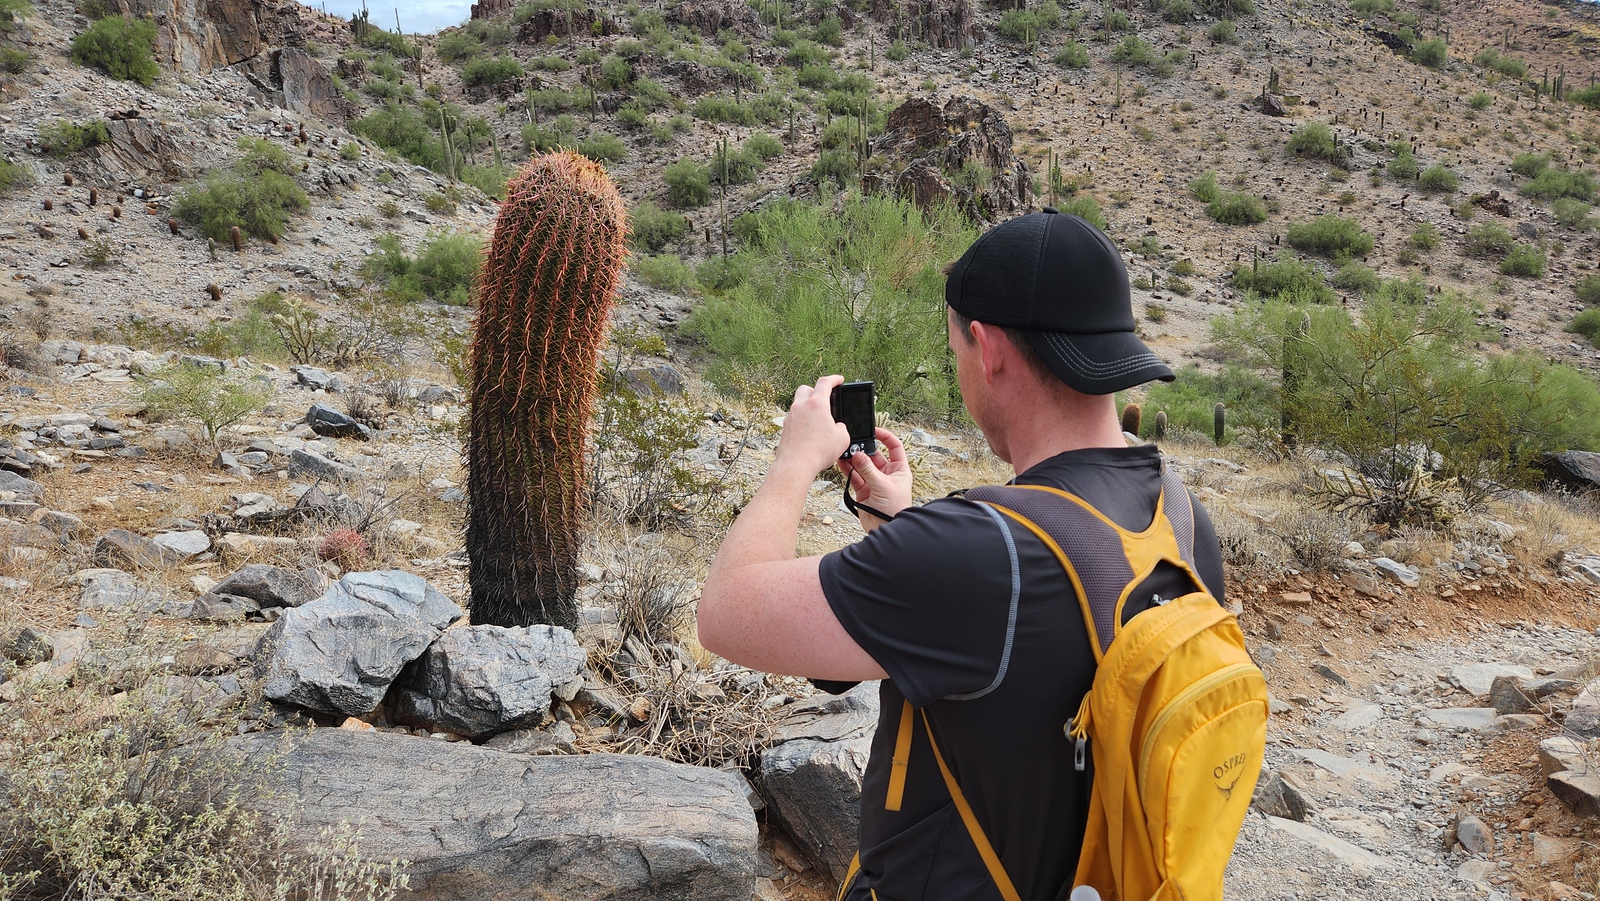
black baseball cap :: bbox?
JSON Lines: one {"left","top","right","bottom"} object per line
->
{"left": 945, "top": 209, "right": 1174, "bottom": 395}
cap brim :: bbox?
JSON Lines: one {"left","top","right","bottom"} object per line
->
{"left": 1023, "top": 329, "right": 1175, "bottom": 395}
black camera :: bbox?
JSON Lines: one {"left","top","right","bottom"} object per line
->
{"left": 830, "top": 381, "right": 877, "bottom": 459}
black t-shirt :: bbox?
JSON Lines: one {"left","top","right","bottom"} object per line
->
{"left": 818, "top": 444, "right": 1224, "bottom": 901}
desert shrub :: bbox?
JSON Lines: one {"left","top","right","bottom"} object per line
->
{"left": 1232, "top": 254, "right": 1337, "bottom": 304}
{"left": 629, "top": 202, "right": 689, "bottom": 252}
{"left": 1499, "top": 243, "right": 1546, "bottom": 277}
{"left": 1206, "top": 192, "right": 1266, "bottom": 225}
{"left": 1286, "top": 121, "right": 1345, "bottom": 165}
{"left": 1215, "top": 293, "right": 1600, "bottom": 519}
{"left": 363, "top": 231, "right": 482, "bottom": 306}
{"left": 708, "top": 143, "right": 759, "bottom": 185}
{"left": 37, "top": 118, "right": 109, "bottom": 155}
{"left": 578, "top": 130, "right": 627, "bottom": 163}
{"left": 1285, "top": 215, "right": 1374, "bottom": 258}
{"left": 1473, "top": 48, "right": 1527, "bottom": 78}
{"left": 1351, "top": 0, "right": 1395, "bottom": 14}
{"left": 1330, "top": 260, "right": 1380, "bottom": 293}
{"left": 810, "top": 148, "right": 855, "bottom": 186}
{"left": 1512, "top": 152, "right": 1550, "bottom": 178}
{"left": 1111, "top": 36, "right": 1183, "bottom": 76}
{"left": 1577, "top": 275, "right": 1600, "bottom": 305}
{"left": 1552, "top": 199, "right": 1594, "bottom": 230}
{"left": 812, "top": 13, "right": 843, "bottom": 44}
{"left": 0, "top": 158, "right": 30, "bottom": 194}
{"left": 195, "top": 292, "right": 290, "bottom": 360}
{"left": 1189, "top": 170, "right": 1220, "bottom": 203}
{"left": 1060, "top": 194, "right": 1107, "bottom": 231}
{"left": 0, "top": 0, "right": 30, "bottom": 30}
{"left": 886, "top": 39, "right": 910, "bottom": 61}
{"left": 136, "top": 361, "right": 272, "bottom": 447}
{"left": 616, "top": 102, "right": 649, "bottom": 130}
{"left": 1417, "top": 163, "right": 1458, "bottom": 193}
{"left": 663, "top": 157, "right": 711, "bottom": 207}
{"left": 1137, "top": 364, "right": 1276, "bottom": 442}
{"left": 172, "top": 138, "right": 308, "bottom": 243}
{"left": 0, "top": 46, "right": 27, "bottom": 72}
{"left": 521, "top": 114, "right": 580, "bottom": 152}
{"left": 1054, "top": 40, "right": 1090, "bottom": 68}
{"left": 353, "top": 102, "right": 467, "bottom": 171}
{"left": 686, "top": 195, "right": 977, "bottom": 416}
{"left": 1410, "top": 37, "right": 1446, "bottom": 68}
{"left": 1523, "top": 168, "right": 1596, "bottom": 202}
{"left": 1102, "top": 9, "right": 1132, "bottom": 32}
{"left": 1151, "top": 0, "right": 1193, "bottom": 23}
{"left": 1207, "top": 19, "right": 1237, "bottom": 43}
{"left": 70, "top": 14, "right": 159, "bottom": 85}
{"left": 1571, "top": 309, "right": 1600, "bottom": 344}
{"left": 743, "top": 132, "right": 783, "bottom": 161}
{"left": 437, "top": 31, "right": 481, "bottom": 63}
{"left": 1467, "top": 91, "right": 1492, "bottom": 110}
{"left": 1387, "top": 141, "right": 1419, "bottom": 180}
{"left": 1464, "top": 221, "right": 1515, "bottom": 257}
{"left": 693, "top": 96, "right": 756, "bottom": 125}
{"left": 462, "top": 54, "right": 523, "bottom": 88}
{"left": 1408, "top": 222, "right": 1441, "bottom": 250}
{"left": 631, "top": 253, "right": 699, "bottom": 294}
{"left": 1576, "top": 85, "right": 1600, "bottom": 112}
{"left": 597, "top": 54, "right": 632, "bottom": 89}
{"left": 998, "top": 0, "right": 1062, "bottom": 42}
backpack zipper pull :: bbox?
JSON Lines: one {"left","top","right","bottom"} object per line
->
{"left": 1074, "top": 735, "right": 1088, "bottom": 771}
{"left": 1066, "top": 695, "right": 1093, "bottom": 772}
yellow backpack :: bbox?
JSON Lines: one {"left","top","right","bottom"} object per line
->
{"left": 839, "top": 471, "right": 1268, "bottom": 901}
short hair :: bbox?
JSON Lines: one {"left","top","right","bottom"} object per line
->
{"left": 947, "top": 307, "right": 1059, "bottom": 385}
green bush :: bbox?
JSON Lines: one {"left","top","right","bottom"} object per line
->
{"left": 1464, "top": 222, "right": 1515, "bottom": 257}
{"left": 1054, "top": 40, "right": 1091, "bottom": 68}
{"left": 1576, "top": 275, "right": 1600, "bottom": 305}
{"left": 598, "top": 54, "right": 632, "bottom": 89}
{"left": 437, "top": 31, "right": 481, "bottom": 64}
{"left": 1151, "top": 0, "right": 1193, "bottom": 23}
{"left": 631, "top": 253, "right": 699, "bottom": 294}
{"left": 663, "top": 157, "right": 711, "bottom": 207}
{"left": 1467, "top": 91, "right": 1492, "bottom": 110}
{"left": 1060, "top": 194, "right": 1107, "bottom": 231}
{"left": 744, "top": 132, "right": 783, "bottom": 161}
{"left": 1207, "top": 19, "right": 1237, "bottom": 43}
{"left": 1408, "top": 221, "right": 1440, "bottom": 250}
{"left": 461, "top": 163, "right": 508, "bottom": 200}
{"left": 685, "top": 195, "right": 977, "bottom": 415}
{"left": 360, "top": 25, "right": 416, "bottom": 58}
{"left": 1511, "top": 151, "right": 1550, "bottom": 178}
{"left": 1523, "top": 168, "right": 1596, "bottom": 202}
{"left": 0, "top": 46, "right": 28, "bottom": 73}
{"left": 37, "top": 119, "right": 109, "bottom": 156}
{"left": 1103, "top": 9, "right": 1132, "bottom": 31}
{"left": 886, "top": 40, "right": 910, "bottom": 61}
{"left": 1351, "top": 0, "right": 1395, "bottom": 14}
{"left": 1287, "top": 121, "right": 1344, "bottom": 165}
{"left": 1552, "top": 199, "right": 1594, "bottom": 230}
{"left": 1138, "top": 365, "right": 1276, "bottom": 441}
{"left": 1568, "top": 309, "right": 1600, "bottom": 344}
{"left": 172, "top": 138, "right": 308, "bottom": 244}
{"left": 998, "top": 1, "right": 1062, "bottom": 42}
{"left": 1499, "top": 243, "right": 1546, "bottom": 278}
{"left": 362, "top": 231, "right": 483, "bottom": 305}
{"left": 70, "top": 15, "right": 159, "bottom": 85}
{"left": 0, "top": 158, "right": 29, "bottom": 194}
{"left": 465, "top": 16, "right": 514, "bottom": 46}
{"left": 1111, "top": 36, "right": 1183, "bottom": 76}
{"left": 1417, "top": 163, "right": 1458, "bottom": 193}
{"left": 1205, "top": 192, "right": 1267, "bottom": 225}
{"left": 522, "top": 114, "right": 580, "bottom": 153}
{"left": 1285, "top": 215, "right": 1374, "bottom": 258}
{"left": 1473, "top": 47, "right": 1528, "bottom": 78}
{"left": 1189, "top": 170, "right": 1220, "bottom": 203}
{"left": 1386, "top": 141, "right": 1418, "bottom": 180}
{"left": 693, "top": 96, "right": 756, "bottom": 125}
{"left": 578, "top": 130, "right": 627, "bottom": 163}
{"left": 462, "top": 55, "right": 523, "bottom": 88}
{"left": 629, "top": 203, "right": 689, "bottom": 253}
{"left": 1232, "top": 254, "right": 1337, "bottom": 304}
{"left": 0, "top": 0, "right": 30, "bottom": 31}
{"left": 1576, "top": 85, "right": 1600, "bottom": 112}
{"left": 1410, "top": 37, "right": 1446, "bottom": 68}
{"left": 354, "top": 102, "right": 470, "bottom": 171}
{"left": 137, "top": 361, "right": 272, "bottom": 447}
{"left": 1330, "top": 260, "right": 1381, "bottom": 294}
{"left": 195, "top": 291, "right": 290, "bottom": 360}
{"left": 812, "top": 13, "right": 843, "bottom": 45}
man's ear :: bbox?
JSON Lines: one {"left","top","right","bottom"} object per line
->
{"left": 968, "top": 320, "right": 1006, "bottom": 384}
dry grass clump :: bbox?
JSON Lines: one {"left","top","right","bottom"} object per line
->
{"left": 0, "top": 621, "right": 410, "bottom": 900}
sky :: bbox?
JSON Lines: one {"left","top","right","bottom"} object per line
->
{"left": 308, "top": 1, "right": 473, "bottom": 35}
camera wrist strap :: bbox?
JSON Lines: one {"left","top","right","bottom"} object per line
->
{"left": 843, "top": 482, "right": 896, "bottom": 524}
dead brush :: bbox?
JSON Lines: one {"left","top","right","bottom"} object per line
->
{"left": 581, "top": 653, "right": 781, "bottom": 770}
{"left": 1509, "top": 490, "right": 1600, "bottom": 571}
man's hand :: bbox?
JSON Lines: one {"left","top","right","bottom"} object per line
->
{"left": 774, "top": 375, "right": 852, "bottom": 476}
{"left": 839, "top": 428, "right": 913, "bottom": 531}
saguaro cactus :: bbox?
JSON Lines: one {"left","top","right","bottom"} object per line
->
{"left": 466, "top": 151, "right": 627, "bottom": 630}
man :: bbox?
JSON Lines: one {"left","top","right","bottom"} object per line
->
{"left": 698, "top": 209, "right": 1225, "bottom": 901}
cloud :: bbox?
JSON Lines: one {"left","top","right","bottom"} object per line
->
{"left": 314, "top": 0, "right": 472, "bottom": 35}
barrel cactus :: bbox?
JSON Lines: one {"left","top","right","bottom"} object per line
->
{"left": 467, "top": 152, "right": 627, "bottom": 630}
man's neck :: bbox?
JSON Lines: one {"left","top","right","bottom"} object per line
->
{"left": 1003, "top": 397, "right": 1127, "bottom": 476}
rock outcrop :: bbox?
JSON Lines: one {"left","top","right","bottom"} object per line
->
{"left": 757, "top": 682, "right": 878, "bottom": 882}
{"left": 1543, "top": 451, "right": 1600, "bottom": 493}
{"left": 121, "top": 0, "right": 307, "bottom": 74}
{"left": 863, "top": 95, "right": 1033, "bottom": 224}
{"left": 392, "top": 624, "right": 587, "bottom": 739}
{"left": 241, "top": 729, "right": 759, "bottom": 901}
{"left": 874, "top": 0, "right": 981, "bottom": 49}
{"left": 667, "top": 0, "right": 765, "bottom": 38}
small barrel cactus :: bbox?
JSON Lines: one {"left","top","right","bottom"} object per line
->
{"left": 466, "top": 151, "right": 627, "bottom": 630}
{"left": 1214, "top": 402, "right": 1227, "bottom": 445}
{"left": 1153, "top": 410, "right": 1167, "bottom": 441}
{"left": 1120, "top": 402, "right": 1142, "bottom": 438}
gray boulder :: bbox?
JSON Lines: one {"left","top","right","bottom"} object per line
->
{"left": 190, "top": 592, "right": 261, "bottom": 622}
{"left": 757, "top": 682, "right": 879, "bottom": 882}
{"left": 1543, "top": 450, "right": 1600, "bottom": 493}
{"left": 152, "top": 529, "right": 211, "bottom": 559}
{"left": 76, "top": 568, "right": 174, "bottom": 612}
{"left": 93, "top": 528, "right": 187, "bottom": 570}
{"left": 211, "top": 563, "right": 321, "bottom": 608}
{"left": 1252, "top": 770, "right": 1310, "bottom": 821}
{"left": 306, "top": 403, "right": 372, "bottom": 441}
{"left": 255, "top": 571, "right": 463, "bottom": 716}
{"left": 392, "top": 624, "right": 586, "bottom": 739}
{"left": 0, "top": 471, "right": 45, "bottom": 501}
{"left": 288, "top": 448, "right": 356, "bottom": 481}
{"left": 238, "top": 730, "right": 757, "bottom": 901}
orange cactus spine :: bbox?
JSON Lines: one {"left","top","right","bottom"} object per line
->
{"left": 466, "top": 151, "right": 627, "bottom": 630}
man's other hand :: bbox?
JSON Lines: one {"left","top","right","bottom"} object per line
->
{"left": 775, "top": 375, "right": 852, "bottom": 475}
{"left": 840, "top": 428, "right": 913, "bottom": 530}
